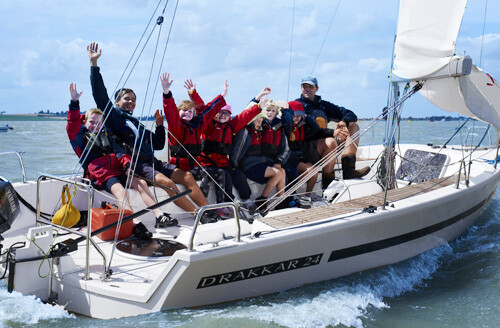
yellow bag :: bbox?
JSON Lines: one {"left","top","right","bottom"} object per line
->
{"left": 51, "top": 185, "right": 80, "bottom": 228}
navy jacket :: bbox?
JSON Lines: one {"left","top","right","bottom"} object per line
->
{"left": 296, "top": 94, "right": 357, "bottom": 126}
{"left": 90, "top": 66, "right": 165, "bottom": 161}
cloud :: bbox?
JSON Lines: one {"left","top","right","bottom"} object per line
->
{"left": 1, "top": 0, "right": 499, "bottom": 119}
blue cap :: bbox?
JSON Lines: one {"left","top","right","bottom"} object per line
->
{"left": 301, "top": 75, "right": 318, "bottom": 86}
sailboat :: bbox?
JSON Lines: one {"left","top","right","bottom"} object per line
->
{"left": 1, "top": 0, "right": 499, "bottom": 319}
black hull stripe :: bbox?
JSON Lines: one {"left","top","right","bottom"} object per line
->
{"left": 328, "top": 191, "right": 495, "bottom": 262}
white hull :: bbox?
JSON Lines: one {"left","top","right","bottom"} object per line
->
{"left": 1, "top": 144, "right": 499, "bottom": 319}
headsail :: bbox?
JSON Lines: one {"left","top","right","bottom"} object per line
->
{"left": 393, "top": 0, "right": 500, "bottom": 131}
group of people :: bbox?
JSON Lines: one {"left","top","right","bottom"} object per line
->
{"left": 66, "top": 42, "right": 370, "bottom": 238}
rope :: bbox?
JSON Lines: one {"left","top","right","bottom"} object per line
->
{"left": 311, "top": 0, "right": 342, "bottom": 74}
{"left": 260, "top": 82, "right": 423, "bottom": 213}
{"left": 75, "top": 0, "right": 165, "bottom": 175}
{"left": 108, "top": 0, "right": 179, "bottom": 271}
{"left": 165, "top": 128, "right": 235, "bottom": 203}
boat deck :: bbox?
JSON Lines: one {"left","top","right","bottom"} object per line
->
{"left": 260, "top": 176, "right": 458, "bottom": 229}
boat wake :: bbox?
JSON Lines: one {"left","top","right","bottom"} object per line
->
{"left": 163, "top": 199, "right": 500, "bottom": 328}
{"left": 158, "top": 241, "right": 453, "bottom": 328}
{"left": 0, "top": 282, "right": 73, "bottom": 326}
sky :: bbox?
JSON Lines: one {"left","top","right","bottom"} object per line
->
{"left": 1, "top": 0, "right": 499, "bottom": 118}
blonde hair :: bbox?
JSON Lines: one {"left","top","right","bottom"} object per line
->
{"left": 262, "top": 100, "right": 280, "bottom": 112}
{"left": 178, "top": 99, "right": 196, "bottom": 111}
{"left": 85, "top": 108, "right": 103, "bottom": 121}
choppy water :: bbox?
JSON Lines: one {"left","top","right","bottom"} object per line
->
{"left": 1, "top": 119, "right": 499, "bottom": 328}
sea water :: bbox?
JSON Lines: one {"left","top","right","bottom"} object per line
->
{"left": 1, "top": 119, "right": 499, "bottom": 328}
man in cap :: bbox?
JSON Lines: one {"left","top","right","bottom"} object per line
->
{"left": 296, "top": 75, "right": 370, "bottom": 182}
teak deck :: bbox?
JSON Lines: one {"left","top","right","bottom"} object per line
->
{"left": 259, "top": 176, "right": 457, "bottom": 229}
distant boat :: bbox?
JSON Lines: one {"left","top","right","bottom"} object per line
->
{"left": 0, "top": 124, "right": 13, "bottom": 132}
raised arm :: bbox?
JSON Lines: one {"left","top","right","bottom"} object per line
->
{"left": 67, "top": 83, "right": 85, "bottom": 157}
{"left": 87, "top": 42, "right": 101, "bottom": 67}
{"left": 254, "top": 87, "right": 271, "bottom": 102}
{"left": 221, "top": 80, "right": 229, "bottom": 98}
{"left": 161, "top": 73, "right": 182, "bottom": 138}
{"left": 161, "top": 72, "right": 173, "bottom": 95}
{"left": 185, "top": 79, "right": 205, "bottom": 115}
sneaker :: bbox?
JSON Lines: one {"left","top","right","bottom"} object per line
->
{"left": 132, "top": 222, "right": 153, "bottom": 239}
{"left": 200, "top": 209, "right": 220, "bottom": 224}
{"left": 216, "top": 207, "right": 234, "bottom": 219}
{"left": 310, "top": 193, "right": 324, "bottom": 202}
{"left": 155, "top": 213, "right": 178, "bottom": 228}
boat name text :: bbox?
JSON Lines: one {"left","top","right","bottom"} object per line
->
{"left": 197, "top": 253, "right": 323, "bottom": 289}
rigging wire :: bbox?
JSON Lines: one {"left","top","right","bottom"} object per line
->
{"left": 311, "top": 0, "right": 342, "bottom": 75}
{"left": 286, "top": 0, "right": 296, "bottom": 102}
{"left": 108, "top": 0, "right": 180, "bottom": 271}
{"left": 262, "top": 83, "right": 423, "bottom": 212}
{"left": 74, "top": 0, "right": 164, "bottom": 175}
{"left": 479, "top": 0, "right": 488, "bottom": 67}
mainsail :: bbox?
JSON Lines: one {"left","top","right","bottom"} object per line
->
{"left": 393, "top": 0, "right": 500, "bottom": 131}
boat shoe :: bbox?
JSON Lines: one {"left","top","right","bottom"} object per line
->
{"left": 155, "top": 213, "right": 178, "bottom": 228}
{"left": 132, "top": 222, "right": 153, "bottom": 239}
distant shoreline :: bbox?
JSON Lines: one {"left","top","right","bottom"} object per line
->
{"left": 0, "top": 114, "right": 65, "bottom": 121}
{"left": 1, "top": 114, "right": 467, "bottom": 122}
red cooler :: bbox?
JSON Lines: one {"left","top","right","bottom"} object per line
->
{"left": 91, "top": 205, "right": 133, "bottom": 241}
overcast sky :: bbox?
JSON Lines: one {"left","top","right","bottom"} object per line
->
{"left": 1, "top": 0, "right": 499, "bottom": 118}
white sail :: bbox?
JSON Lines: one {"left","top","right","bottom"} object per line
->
{"left": 420, "top": 66, "right": 500, "bottom": 130}
{"left": 393, "top": 0, "right": 467, "bottom": 79}
{"left": 393, "top": 0, "right": 500, "bottom": 131}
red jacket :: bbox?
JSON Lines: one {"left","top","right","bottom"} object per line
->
{"left": 163, "top": 91, "right": 226, "bottom": 171}
{"left": 66, "top": 100, "right": 131, "bottom": 187}
{"left": 189, "top": 90, "right": 261, "bottom": 167}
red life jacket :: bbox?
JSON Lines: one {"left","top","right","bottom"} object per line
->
{"left": 261, "top": 120, "right": 283, "bottom": 158}
{"left": 287, "top": 120, "right": 306, "bottom": 151}
{"left": 245, "top": 126, "right": 262, "bottom": 157}
{"left": 200, "top": 121, "right": 234, "bottom": 167}
{"left": 168, "top": 121, "right": 203, "bottom": 170}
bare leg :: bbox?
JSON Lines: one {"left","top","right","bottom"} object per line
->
{"left": 343, "top": 122, "right": 360, "bottom": 156}
{"left": 130, "top": 177, "right": 162, "bottom": 216}
{"left": 297, "top": 162, "right": 318, "bottom": 195}
{"left": 317, "top": 137, "right": 338, "bottom": 175}
{"left": 169, "top": 168, "right": 209, "bottom": 208}
{"left": 276, "top": 167, "right": 286, "bottom": 197}
{"left": 109, "top": 182, "right": 132, "bottom": 211}
{"left": 154, "top": 172, "right": 199, "bottom": 214}
{"left": 262, "top": 166, "right": 282, "bottom": 197}
{"left": 109, "top": 181, "right": 145, "bottom": 225}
